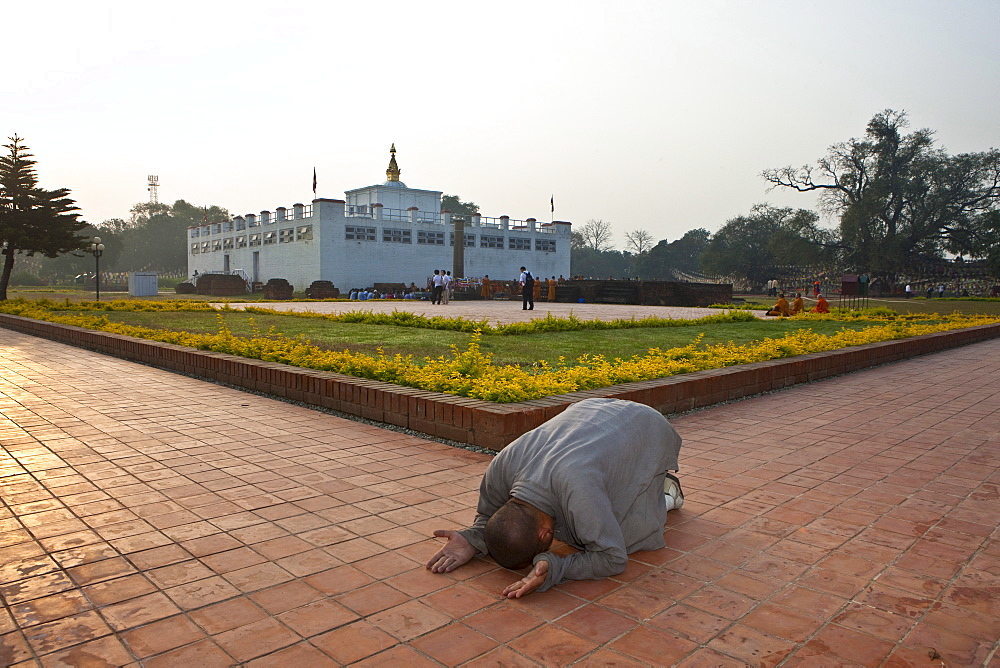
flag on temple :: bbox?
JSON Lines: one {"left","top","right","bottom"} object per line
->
{"left": 313, "top": 168, "right": 317, "bottom": 197}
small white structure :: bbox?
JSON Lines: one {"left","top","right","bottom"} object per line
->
{"left": 187, "top": 146, "right": 572, "bottom": 291}
{"left": 128, "top": 272, "right": 158, "bottom": 297}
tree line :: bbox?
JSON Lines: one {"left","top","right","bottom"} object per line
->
{"left": 571, "top": 110, "right": 1000, "bottom": 287}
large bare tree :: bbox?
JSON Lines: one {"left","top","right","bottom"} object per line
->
{"left": 624, "top": 229, "right": 654, "bottom": 255}
{"left": 579, "top": 219, "right": 614, "bottom": 252}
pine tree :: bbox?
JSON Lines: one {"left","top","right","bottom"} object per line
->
{"left": 0, "top": 135, "right": 86, "bottom": 300}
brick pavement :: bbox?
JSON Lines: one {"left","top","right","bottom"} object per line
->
{"left": 0, "top": 328, "right": 998, "bottom": 666}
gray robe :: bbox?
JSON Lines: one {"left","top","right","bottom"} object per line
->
{"left": 458, "top": 398, "right": 682, "bottom": 592}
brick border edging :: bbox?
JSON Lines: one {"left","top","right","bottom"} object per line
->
{"left": 3, "top": 313, "right": 999, "bottom": 451}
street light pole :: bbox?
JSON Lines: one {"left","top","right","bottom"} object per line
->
{"left": 90, "top": 237, "right": 105, "bottom": 301}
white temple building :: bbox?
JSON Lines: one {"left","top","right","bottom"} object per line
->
{"left": 187, "top": 146, "right": 572, "bottom": 291}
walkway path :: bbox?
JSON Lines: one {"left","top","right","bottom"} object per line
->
{"left": 0, "top": 326, "right": 997, "bottom": 665}
{"left": 219, "top": 299, "right": 761, "bottom": 325}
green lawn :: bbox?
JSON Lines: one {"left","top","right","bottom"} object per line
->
{"left": 78, "top": 310, "right": 879, "bottom": 367}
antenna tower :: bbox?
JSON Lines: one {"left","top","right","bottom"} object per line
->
{"left": 147, "top": 175, "right": 159, "bottom": 205}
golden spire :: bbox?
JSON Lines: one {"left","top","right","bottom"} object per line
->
{"left": 386, "top": 143, "right": 401, "bottom": 182}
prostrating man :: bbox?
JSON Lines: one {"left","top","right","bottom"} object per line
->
{"left": 425, "top": 398, "right": 684, "bottom": 598}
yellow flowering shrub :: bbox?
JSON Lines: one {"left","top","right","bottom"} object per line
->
{"left": 1, "top": 299, "right": 998, "bottom": 402}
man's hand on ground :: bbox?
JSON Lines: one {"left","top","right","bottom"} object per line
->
{"left": 425, "top": 530, "right": 477, "bottom": 573}
{"left": 502, "top": 559, "right": 549, "bottom": 599}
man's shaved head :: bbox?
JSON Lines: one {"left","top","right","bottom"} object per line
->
{"left": 484, "top": 500, "right": 550, "bottom": 569}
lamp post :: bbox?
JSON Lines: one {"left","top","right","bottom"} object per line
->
{"left": 89, "top": 237, "right": 105, "bottom": 301}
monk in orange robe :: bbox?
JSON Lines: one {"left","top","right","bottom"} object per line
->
{"left": 810, "top": 294, "right": 830, "bottom": 314}
{"left": 533, "top": 276, "right": 542, "bottom": 301}
{"left": 480, "top": 275, "right": 492, "bottom": 299}
{"left": 765, "top": 293, "right": 791, "bottom": 317}
{"left": 547, "top": 277, "right": 556, "bottom": 302}
{"left": 790, "top": 293, "right": 805, "bottom": 315}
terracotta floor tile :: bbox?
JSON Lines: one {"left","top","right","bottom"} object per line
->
{"left": 21, "top": 610, "right": 113, "bottom": 656}
{"left": 352, "top": 551, "right": 418, "bottom": 579}
{"left": 276, "top": 548, "right": 342, "bottom": 577}
{"left": 0, "top": 554, "right": 60, "bottom": 585}
{"left": 10, "top": 590, "right": 91, "bottom": 628}
{"left": 804, "top": 624, "right": 896, "bottom": 666}
{"left": 304, "top": 565, "right": 374, "bottom": 596}
{"left": 200, "top": 546, "right": 267, "bottom": 574}
{"left": 350, "top": 643, "right": 441, "bottom": 668}
{"left": 214, "top": 617, "right": 302, "bottom": 663}
{"left": 508, "top": 624, "right": 599, "bottom": 667}
{"left": 901, "top": 620, "right": 993, "bottom": 667}
{"left": 633, "top": 568, "right": 702, "bottom": 600}
{"left": 462, "top": 646, "right": 546, "bottom": 667}
{"left": 854, "top": 582, "right": 935, "bottom": 618}
{"left": 706, "top": 622, "right": 797, "bottom": 667}
{"left": 0, "top": 630, "right": 34, "bottom": 665}
{"left": 674, "top": 646, "right": 750, "bottom": 667}
{"left": 82, "top": 574, "right": 157, "bottom": 607}
{"left": 37, "top": 634, "right": 135, "bottom": 668}
{"left": 682, "top": 584, "right": 756, "bottom": 621}
{"left": 163, "top": 575, "right": 241, "bottom": 610}
{"left": 244, "top": 641, "right": 340, "bottom": 667}
{"left": 597, "top": 584, "right": 676, "bottom": 621}
{"left": 126, "top": 545, "right": 190, "bottom": 572}
{"left": 546, "top": 576, "right": 618, "bottom": 602}
{"left": 648, "top": 603, "right": 733, "bottom": 644}
{"left": 120, "top": 614, "right": 206, "bottom": 658}
{"left": 188, "top": 596, "right": 267, "bottom": 634}
{"left": 741, "top": 602, "right": 823, "bottom": 643}
{"left": 252, "top": 535, "right": 313, "bottom": 560}
{"left": 146, "top": 560, "right": 216, "bottom": 588}
{"left": 410, "top": 622, "right": 498, "bottom": 665}
{"left": 311, "top": 620, "right": 398, "bottom": 664}
{"left": 942, "top": 582, "right": 1000, "bottom": 616}
{"left": 100, "top": 592, "right": 182, "bottom": 631}
{"left": 368, "top": 600, "right": 451, "bottom": 642}
{"left": 276, "top": 598, "right": 359, "bottom": 637}
{"left": 142, "top": 638, "right": 234, "bottom": 668}
{"left": 420, "top": 583, "right": 496, "bottom": 618}
{"left": 222, "top": 562, "right": 294, "bottom": 593}
{"left": 319, "top": 535, "right": 384, "bottom": 563}
{"left": 65, "top": 557, "right": 137, "bottom": 587}
{"left": 556, "top": 603, "right": 638, "bottom": 644}
{"left": 0, "top": 570, "right": 77, "bottom": 605}
{"left": 337, "top": 581, "right": 411, "bottom": 616}
{"left": 250, "top": 580, "right": 324, "bottom": 614}
{"left": 608, "top": 626, "right": 698, "bottom": 667}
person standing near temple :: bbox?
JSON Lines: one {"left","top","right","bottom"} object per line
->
{"left": 547, "top": 276, "right": 557, "bottom": 302}
{"left": 442, "top": 270, "right": 452, "bottom": 305}
{"left": 519, "top": 267, "right": 535, "bottom": 310}
{"left": 480, "top": 275, "right": 492, "bottom": 300}
{"left": 431, "top": 270, "right": 443, "bottom": 305}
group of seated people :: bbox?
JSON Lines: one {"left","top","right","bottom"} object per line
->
{"left": 765, "top": 292, "right": 829, "bottom": 317}
{"left": 349, "top": 289, "right": 381, "bottom": 300}
{"left": 349, "top": 282, "right": 423, "bottom": 301}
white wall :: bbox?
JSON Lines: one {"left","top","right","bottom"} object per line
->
{"left": 189, "top": 199, "right": 571, "bottom": 292}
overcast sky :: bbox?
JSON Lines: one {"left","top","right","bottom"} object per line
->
{"left": 5, "top": 0, "right": 998, "bottom": 249}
